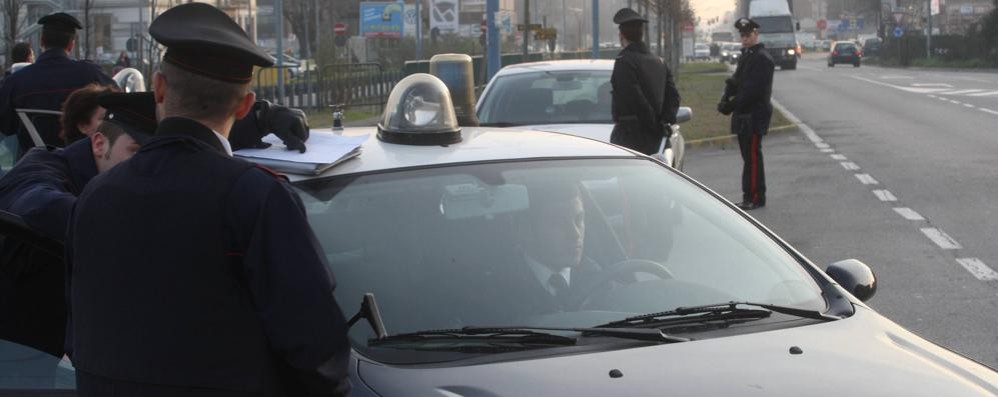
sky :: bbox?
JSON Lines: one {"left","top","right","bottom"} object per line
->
{"left": 690, "top": 0, "right": 739, "bottom": 30}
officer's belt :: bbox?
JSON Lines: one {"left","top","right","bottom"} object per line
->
{"left": 617, "top": 115, "right": 639, "bottom": 121}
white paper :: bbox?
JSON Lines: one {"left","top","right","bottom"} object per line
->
{"left": 235, "top": 131, "right": 368, "bottom": 164}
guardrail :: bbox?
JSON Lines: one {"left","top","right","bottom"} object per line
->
{"left": 254, "top": 64, "right": 404, "bottom": 110}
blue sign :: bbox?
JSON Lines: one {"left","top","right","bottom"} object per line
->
{"left": 360, "top": 2, "right": 404, "bottom": 38}
{"left": 893, "top": 26, "right": 904, "bottom": 37}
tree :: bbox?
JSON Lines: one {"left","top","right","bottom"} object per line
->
{"left": 82, "top": 0, "right": 93, "bottom": 60}
{"left": 0, "top": 0, "right": 24, "bottom": 67}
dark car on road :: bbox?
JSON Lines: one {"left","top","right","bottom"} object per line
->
{"left": 863, "top": 37, "right": 882, "bottom": 57}
{"left": 828, "top": 41, "right": 862, "bottom": 67}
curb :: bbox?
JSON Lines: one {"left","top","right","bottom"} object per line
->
{"left": 685, "top": 124, "right": 798, "bottom": 149}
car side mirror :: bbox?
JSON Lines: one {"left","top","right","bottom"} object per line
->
{"left": 675, "top": 107, "right": 692, "bottom": 124}
{"left": 824, "top": 259, "right": 877, "bottom": 302}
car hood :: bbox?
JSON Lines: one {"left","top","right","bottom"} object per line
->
{"left": 516, "top": 123, "right": 612, "bottom": 143}
{"left": 356, "top": 307, "right": 998, "bottom": 396}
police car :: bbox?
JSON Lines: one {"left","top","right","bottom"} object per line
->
{"left": 475, "top": 60, "right": 688, "bottom": 170}
{"left": 1, "top": 74, "right": 996, "bottom": 395}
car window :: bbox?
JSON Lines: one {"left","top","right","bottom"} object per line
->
{"left": 478, "top": 70, "right": 613, "bottom": 125}
{"left": 834, "top": 43, "right": 855, "bottom": 51}
{"left": 296, "top": 158, "right": 825, "bottom": 361}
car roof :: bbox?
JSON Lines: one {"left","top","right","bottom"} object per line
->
{"left": 278, "top": 126, "right": 640, "bottom": 182}
{"left": 493, "top": 60, "right": 615, "bottom": 76}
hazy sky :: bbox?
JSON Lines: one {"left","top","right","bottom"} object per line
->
{"left": 691, "top": 0, "right": 739, "bottom": 28}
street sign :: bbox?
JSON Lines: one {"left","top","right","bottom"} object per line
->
{"left": 893, "top": 26, "right": 904, "bottom": 37}
{"left": 682, "top": 22, "right": 694, "bottom": 32}
{"left": 817, "top": 19, "right": 827, "bottom": 30}
{"left": 334, "top": 23, "right": 347, "bottom": 36}
{"left": 516, "top": 23, "right": 542, "bottom": 32}
{"left": 893, "top": 12, "right": 904, "bottom": 24}
{"left": 534, "top": 28, "right": 557, "bottom": 40}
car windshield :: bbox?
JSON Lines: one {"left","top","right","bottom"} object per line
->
{"left": 295, "top": 158, "right": 825, "bottom": 359}
{"left": 835, "top": 43, "right": 856, "bottom": 51}
{"left": 754, "top": 16, "right": 794, "bottom": 33}
{"left": 477, "top": 70, "right": 612, "bottom": 125}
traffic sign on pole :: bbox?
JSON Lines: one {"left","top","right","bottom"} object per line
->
{"left": 334, "top": 23, "right": 347, "bottom": 36}
{"left": 893, "top": 13, "right": 904, "bottom": 24}
{"left": 817, "top": 19, "right": 827, "bottom": 30}
{"left": 893, "top": 26, "right": 904, "bottom": 37}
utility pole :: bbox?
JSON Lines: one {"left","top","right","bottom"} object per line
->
{"left": 487, "top": 0, "right": 500, "bottom": 80}
{"left": 275, "top": 0, "right": 285, "bottom": 101}
{"left": 415, "top": 0, "right": 422, "bottom": 60}
{"left": 302, "top": 0, "right": 310, "bottom": 58}
{"left": 926, "top": 0, "right": 932, "bottom": 58}
{"left": 314, "top": 0, "right": 320, "bottom": 54}
{"left": 522, "top": 0, "right": 530, "bottom": 56}
{"left": 591, "top": 0, "right": 598, "bottom": 58}
{"left": 561, "top": 0, "right": 567, "bottom": 52}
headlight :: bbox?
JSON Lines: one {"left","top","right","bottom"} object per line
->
{"left": 787, "top": 49, "right": 796, "bottom": 55}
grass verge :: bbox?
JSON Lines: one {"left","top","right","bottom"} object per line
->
{"left": 306, "top": 106, "right": 381, "bottom": 128}
{"left": 677, "top": 63, "right": 792, "bottom": 142}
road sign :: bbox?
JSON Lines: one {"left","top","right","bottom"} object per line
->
{"left": 682, "top": 22, "right": 694, "bottom": 32}
{"left": 334, "top": 22, "right": 347, "bottom": 36}
{"left": 893, "top": 13, "right": 904, "bottom": 24}
{"left": 517, "top": 23, "right": 542, "bottom": 32}
{"left": 817, "top": 19, "right": 827, "bottom": 30}
{"left": 893, "top": 26, "right": 904, "bottom": 37}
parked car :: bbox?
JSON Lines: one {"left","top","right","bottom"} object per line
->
{"left": 694, "top": 43, "right": 711, "bottom": 60}
{"left": 475, "top": 60, "right": 687, "bottom": 170}
{"left": 828, "top": 41, "right": 862, "bottom": 67}
{"left": 863, "top": 37, "right": 883, "bottom": 57}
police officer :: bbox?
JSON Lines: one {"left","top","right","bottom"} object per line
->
{"left": 0, "top": 13, "right": 116, "bottom": 156}
{"left": 66, "top": 3, "right": 350, "bottom": 396}
{"left": 0, "top": 91, "right": 155, "bottom": 357}
{"left": 609, "top": 8, "right": 680, "bottom": 156}
{"left": 726, "top": 18, "right": 775, "bottom": 210}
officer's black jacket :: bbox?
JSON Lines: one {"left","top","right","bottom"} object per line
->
{"left": 67, "top": 117, "right": 350, "bottom": 395}
{"left": 731, "top": 43, "right": 775, "bottom": 135}
{"left": 610, "top": 41, "right": 680, "bottom": 155}
{"left": 0, "top": 49, "right": 115, "bottom": 155}
{"left": 0, "top": 138, "right": 95, "bottom": 357}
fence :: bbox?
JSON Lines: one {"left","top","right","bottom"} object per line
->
{"left": 254, "top": 63, "right": 404, "bottom": 110}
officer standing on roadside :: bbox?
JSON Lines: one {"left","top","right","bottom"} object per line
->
{"left": 609, "top": 8, "right": 680, "bottom": 156}
{"left": 66, "top": 3, "right": 350, "bottom": 396}
{"left": 0, "top": 13, "right": 115, "bottom": 156}
{"left": 726, "top": 17, "right": 774, "bottom": 211}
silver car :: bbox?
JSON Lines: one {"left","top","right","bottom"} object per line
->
{"left": 476, "top": 60, "right": 688, "bottom": 170}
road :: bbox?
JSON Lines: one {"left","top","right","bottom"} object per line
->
{"left": 683, "top": 53, "right": 998, "bottom": 365}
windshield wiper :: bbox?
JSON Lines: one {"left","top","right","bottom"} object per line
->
{"left": 371, "top": 325, "right": 687, "bottom": 348}
{"left": 598, "top": 301, "right": 839, "bottom": 329}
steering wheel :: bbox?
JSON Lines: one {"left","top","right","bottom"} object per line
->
{"left": 577, "top": 259, "right": 674, "bottom": 309}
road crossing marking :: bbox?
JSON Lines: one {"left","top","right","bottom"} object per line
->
{"left": 815, "top": 142, "right": 830, "bottom": 149}
{"left": 920, "top": 228, "right": 962, "bottom": 249}
{"left": 956, "top": 258, "right": 998, "bottom": 281}
{"left": 964, "top": 104, "right": 976, "bottom": 108}
{"left": 927, "top": 94, "right": 937, "bottom": 98}
{"left": 893, "top": 207, "right": 924, "bottom": 220}
{"left": 855, "top": 174, "right": 878, "bottom": 185}
{"left": 948, "top": 100, "right": 962, "bottom": 104}
{"left": 980, "top": 108, "right": 998, "bottom": 116}
{"left": 840, "top": 162, "right": 860, "bottom": 170}
{"left": 873, "top": 190, "right": 897, "bottom": 201}
{"left": 968, "top": 91, "right": 998, "bottom": 97}
{"left": 819, "top": 148, "right": 835, "bottom": 153}
{"left": 912, "top": 83, "right": 952, "bottom": 87}
{"left": 830, "top": 154, "right": 847, "bottom": 160}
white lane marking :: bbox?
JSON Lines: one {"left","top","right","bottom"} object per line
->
{"left": 968, "top": 91, "right": 998, "bottom": 97}
{"left": 873, "top": 190, "right": 897, "bottom": 201}
{"left": 920, "top": 228, "right": 962, "bottom": 249}
{"left": 819, "top": 148, "right": 835, "bottom": 153}
{"left": 913, "top": 83, "right": 952, "bottom": 87}
{"left": 881, "top": 75, "right": 914, "bottom": 79}
{"left": 939, "top": 89, "right": 986, "bottom": 95}
{"left": 815, "top": 142, "right": 830, "bottom": 149}
{"left": 893, "top": 207, "right": 924, "bottom": 220}
{"left": 938, "top": 97, "right": 950, "bottom": 101}
{"left": 830, "top": 154, "right": 847, "bottom": 160}
{"left": 851, "top": 76, "right": 948, "bottom": 93}
{"left": 927, "top": 94, "right": 937, "bottom": 98}
{"left": 964, "top": 104, "right": 976, "bottom": 108}
{"left": 980, "top": 108, "right": 998, "bottom": 116}
{"left": 949, "top": 100, "right": 962, "bottom": 104}
{"left": 855, "top": 174, "right": 879, "bottom": 185}
{"left": 956, "top": 258, "right": 998, "bottom": 281}
{"left": 771, "top": 100, "right": 825, "bottom": 145}
{"left": 840, "top": 162, "right": 860, "bottom": 170}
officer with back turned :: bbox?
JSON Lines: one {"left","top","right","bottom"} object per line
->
{"left": 609, "top": 8, "right": 680, "bottom": 156}
{"left": 0, "top": 13, "right": 115, "bottom": 157}
{"left": 66, "top": 3, "right": 350, "bottom": 396}
{"left": 719, "top": 18, "right": 775, "bottom": 211}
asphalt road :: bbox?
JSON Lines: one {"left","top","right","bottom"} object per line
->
{"left": 683, "top": 53, "right": 998, "bottom": 366}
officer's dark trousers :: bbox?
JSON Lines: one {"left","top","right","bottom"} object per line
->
{"left": 737, "top": 133, "right": 766, "bottom": 204}
{"left": 77, "top": 371, "right": 269, "bottom": 397}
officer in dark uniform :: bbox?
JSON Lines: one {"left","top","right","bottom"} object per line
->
{"left": 724, "top": 18, "right": 775, "bottom": 210}
{"left": 609, "top": 8, "right": 680, "bottom": 156}
{"left": 0, "top": 13, "right": 116, "bottom": 157}
{"left": 67, "top": 3, "right": 350, "bottom": 396}
{"left": 0, "top": 91, "right": 155, "bottom": 357}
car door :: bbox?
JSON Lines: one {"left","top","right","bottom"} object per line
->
{"left": 0, "top": 210, "right": 76, "bottom": 396}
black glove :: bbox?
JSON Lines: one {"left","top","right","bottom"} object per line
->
{"left": 228, "top": 100, "right": 309, "bottom": 153}
{"left": 717, "top": 97, "right": 735, "bottom": 115}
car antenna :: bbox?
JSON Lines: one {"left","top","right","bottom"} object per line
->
{"left": 347, "top": 293, "right": 389, "bottom": 340}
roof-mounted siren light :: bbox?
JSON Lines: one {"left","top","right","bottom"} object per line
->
{"left": 377, "top": 73, "right": 462, "bottom": 146}
{"left": 429, "top": 54, "right": 479, "bottom": 127}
